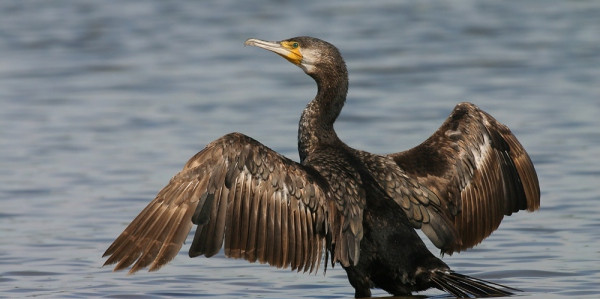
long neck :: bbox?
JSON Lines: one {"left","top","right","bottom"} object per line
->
{"left": 298, "top": 65, "right": 348, "bottom": 162}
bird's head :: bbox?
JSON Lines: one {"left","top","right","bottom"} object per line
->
{"left": 245, "top": 36, "right": 344, "bottom": 76}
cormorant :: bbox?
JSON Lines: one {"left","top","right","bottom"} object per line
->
{"left": 103, "top": 36, "right": 540, "bottom": 298}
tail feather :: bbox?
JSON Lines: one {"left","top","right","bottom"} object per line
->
{"left": 430, "top": 270, "right": 519, "bottom": 298}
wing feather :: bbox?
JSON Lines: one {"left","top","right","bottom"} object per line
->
{"left": 223, "top": 176, "right": 236, "bottom": 257}
{"left": 265, "top": 188, "right": 276, "bottom": 265}
{"left": 387, "top": 102, "right": 540, "bottom": 253}
{"left": 210, "top": 186, "right": 229, "bottom": 256}
{"left": 256, "top": 188, "right": 268, "bottom": 264}
{"left": 103, "top": 132, "right": 329, "bottom": 273}
{"left": 273, "top": 191, "right": 283, "bottom": 267}
{"left": 280, "top": 196, "right": 289, "bottom": 267}
{"left": 244, "top": 185, "right": 260, "bottom": 262}
{"left": 294, "top": 208, "right": 303, "bottom": 271}
{"left": 288, "top": 206, "right": 297, "bottom": 270}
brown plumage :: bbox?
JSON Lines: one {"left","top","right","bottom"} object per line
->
{"left": 388, "top": 103, "right": 540, "bottom": 252}
{"left": 103, "top": 36, "right": 540, "bottom": 298}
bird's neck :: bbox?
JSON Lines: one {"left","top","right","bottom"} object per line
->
{"left": 298, "top": 70, "right": 348, "bottom": 162}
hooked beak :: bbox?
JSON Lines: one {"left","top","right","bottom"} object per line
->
{"left": 245, "top": 38, "right": 302, "bottom": 65}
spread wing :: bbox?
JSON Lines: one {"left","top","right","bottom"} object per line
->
{"left": 103, "top": 132, "right": 329, "bottom": 274}
{"left": 388, "top": 102, "right": 540, "bottom": 253}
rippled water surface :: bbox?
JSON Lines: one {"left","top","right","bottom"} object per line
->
{"left": 1, "top": 1, "right": 599, "bottom": 298}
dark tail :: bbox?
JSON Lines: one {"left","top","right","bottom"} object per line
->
{"left": 430, "top": 270, "right": 519, "bottom": 298}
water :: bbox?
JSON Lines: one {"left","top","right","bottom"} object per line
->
{"left": 1, "top": 0, "right": 599, "bottom": 298}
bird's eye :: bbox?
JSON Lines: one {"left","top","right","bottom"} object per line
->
{"left": 292, "top": 42, "right": 299, "bottom": 49}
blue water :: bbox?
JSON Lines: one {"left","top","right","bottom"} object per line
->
{"left": 1, "top": 1, "right": 599, "bottom": 298}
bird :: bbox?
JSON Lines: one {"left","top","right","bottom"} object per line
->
{"left": 103, "top": 36, "right": 540, "bottom": 298}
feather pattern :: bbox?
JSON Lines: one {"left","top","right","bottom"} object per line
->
{"left": 103, "top": 132, "right": 331, "bottom": 273}
{"left": 387, "top": 102, "right": 540, "bottom": 253}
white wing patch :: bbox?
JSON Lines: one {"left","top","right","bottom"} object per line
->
{"left": 471, "top": 133, "right": 491, "bottom": 167}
